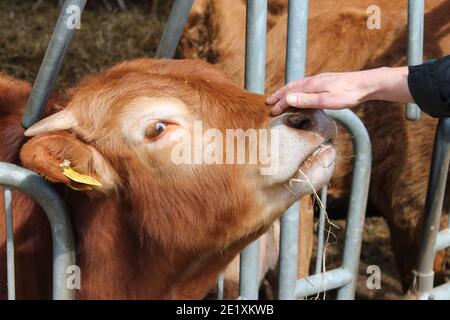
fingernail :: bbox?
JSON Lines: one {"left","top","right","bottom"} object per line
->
{"left": 286, "top": 94, "right": 298, "bottom": 106}
{"left": 266, "top": 96, "right": 274, "bottom": 105}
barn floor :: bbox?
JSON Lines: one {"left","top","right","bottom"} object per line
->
{"left": 0, "top": 0, "right": 444, "bottom": 301}
{"left": 314, "top": 217, "right": 403, "bottom": 300}
{"left": 0, "top": 0, "right": 172, "bottom": 90}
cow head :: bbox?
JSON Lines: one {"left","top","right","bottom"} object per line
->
{"left": 20, "top": 59, "right": 336, "bottom": 253}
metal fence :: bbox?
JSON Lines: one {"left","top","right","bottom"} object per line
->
{"left": 0, "top": 163, "right": 76, "bottom": 300}
{"left": 2, "top": 0, "right": 449, "bottom": 300}
{"left": 220, "top": 0, "right": 373, "bottom": 300}
{"left": 406, "top": 0, "right": 450, "bottom": 300}
{"left": 1, "top": 0, "right": 85, "bottom": 300}
{"left": 413, "top": 117, "right": 450, "bottom": 299}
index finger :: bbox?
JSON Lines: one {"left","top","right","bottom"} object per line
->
{"left": 265, "top": 79, "right": 308, "bottom": 105}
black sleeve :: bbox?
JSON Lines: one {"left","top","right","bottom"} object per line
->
{"left": 408, "top": 55, "right": 450, "bottom": 118}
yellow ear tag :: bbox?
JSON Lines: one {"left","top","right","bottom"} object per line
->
{"left": 60, "top": 160, "right": 102, "bottom": 189}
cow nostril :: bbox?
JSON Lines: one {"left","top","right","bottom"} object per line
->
{"left": 286, "top": 113, "right": 313, "bottom": 130}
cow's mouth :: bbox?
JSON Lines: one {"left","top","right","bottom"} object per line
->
{"left": 289, "top": 140, "right": 336, "bottom": 193}
{"left": 300, "top": 139, "right": 335, "bottom": 169}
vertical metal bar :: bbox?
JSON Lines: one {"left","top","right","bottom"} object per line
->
{"left": 413, "top": 118, "right": 450, "bottom": 294}
{"left": 4, "top": 187, "right": 15, "bottom": 300}
{"left": 0, "top": 163, "right": 76, "bottom": 299}
{"left": 284, "top": 0, "right": 309, "bottom": 82}
{"left": 155, "top": 0, "right": 195, "bottom": 59}
{"left": 22, "top": 0, "right": 87, "bottom": 129}
{"left": 278, "top": 0, "right": 309, "bottom": 300}
{"left": 216, "top": 272, "right": 224, "bottom": 300}
{"left": 239, "top": 241, "right": 260, "bottom": 299}
{"left": 239, "top": 0, "right": 268, "bottom": 300}
{"left": 278, "top": 201, "right": 301, "bottom": 300}
{"left": 324, "top": 110, "right": 372, "bottom": 300}
{"left": 405, "top": 0, "right": 424, "bottom": 121}
{"left": 314, "top": 186, "right": 328, "bottom": 275}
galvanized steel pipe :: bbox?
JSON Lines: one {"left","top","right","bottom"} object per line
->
{"left": 22, "top": 0, "right": 87, "bottom": 129}
{"left": 413, "top": 118, "right": 450, "bottom": 294}
{"left": 0, "top": 162, "right": 76, "bottom": 300}
{"left": 238, "top": 0, "right": 268, "bottom": 300}
{"left": 326, "top": 109, "right": 372, "bottom": 300}
{"left": 155, "top": 0, "right": 195, "bottom": 58}
{"left": 405, "top": 0, "right": 425, "bottom": 121}
{"left": 278, "top": 0, "right": 309, "bottom": 300}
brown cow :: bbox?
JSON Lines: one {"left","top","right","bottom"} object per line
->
{"left": 179, "top": 0, "right": 450, "bottom": 291}
{"left": 0, "top": 58, "right": 336, "bottom": 299}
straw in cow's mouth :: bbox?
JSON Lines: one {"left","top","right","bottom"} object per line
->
{"left": 285, "top": 167, "right": 340, "bottom": 300}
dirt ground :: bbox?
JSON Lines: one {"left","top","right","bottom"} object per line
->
{"left": 0, "top": 0, "right": 444, "bottom": 300}
{"left": 313, "top": 217, "right": 403, "bottom": 300}
{"left": 0, "top": 0, "right": 173, "bottom": 90}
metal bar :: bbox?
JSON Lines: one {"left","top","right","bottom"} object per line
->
{"left": 238, "top": 0, "right": 268, "bottom": 300}
{"left": 22, "top": 0, "right": 87, "bottom": 129}
{"left": 278, "top": 202, "right": 300, "bottom": 300}
{"left": 284, "top": 0, "right": 309, "bottom": 82}
{"left": 325, "top": 110, "right": 372, "bottom": 300}
{"left": 0, "top": 162, "right": 76, "bottom": 300}
{"left": 4, "top": 187, "right": 15, "bottom": 300}
{"left": 314, "top": 186, "right": 328, "bottom": 274}
{"left": 216, "top": 272, "right": 224, "bottom": 300}
{"left": 405, "top": 0, "right": 424, "bottom": 121}
{"left": 413, "top": 118, "right": 450, "bottom": 294}
{"left": 435, "top": 228, "right": 450, "bottom": 252}
{"left": 295, "top": 267, "right": 353, "bottom": 298}
{"left": 239, "top": 241, "right": 260, "bottom": 299}
{"left": 155, "top": 0, "right": 195, "bottom": 59}
{"left": 417, "top": 281, "right": 450, "bottom": 300}
{"left": 278, "top": 0, "right": 309, "bottom": 300}
{"left": 244, "top": 0, "right": 268, "bottom": 93}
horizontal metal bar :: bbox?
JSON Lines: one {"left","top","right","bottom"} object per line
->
{"left": 0, "top": 162, "right": 76, "bottom": 300}
{"left": 295, "top": 268, "right": 353, "bottom": 298}
{"left": 155, "top": 0, "right": 195, "bottom": 58}
{"left": 417, "top": 281, "right": 450, "bottom": 300}
{"left": 435, "top": 228, "right": 450, "bottom": 252}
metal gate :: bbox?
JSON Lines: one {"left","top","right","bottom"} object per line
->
{"left": 233, "top": 0, "right": 372, "bottom": 300}
{"left": 412, "top": 118, "right": 450, "bottom": 299}
{"left": 406, "top": 0, "right": 450, "bottom": 300}
{"left": 1, "top": 0, "right": 87, "bottom": 300}
{"left": 2, "top": 0, "right": 449, "bottom": 300}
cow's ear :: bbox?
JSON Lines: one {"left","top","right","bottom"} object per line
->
{"left": 20, "top": 131, "right": 118, "bottom": 192}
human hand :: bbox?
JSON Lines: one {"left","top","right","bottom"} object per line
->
{"left": 266, "top": 67, "right": 412, "bottom": 115}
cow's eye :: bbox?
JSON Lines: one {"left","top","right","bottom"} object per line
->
{"left": 145, "top": 121, "right": 168, "bottom": 139}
